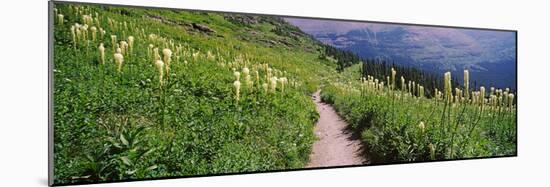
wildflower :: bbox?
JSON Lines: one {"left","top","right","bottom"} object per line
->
{"left": 279, "top": 77, "right": 288, "bottom": 92}
{"left": 418, "top": 121, "right": 425, "bottom": 132}
{"left": 391, "top": 68, "right": 396, "bottom": 89}
{"left": 489, "top": 95, "right": 498, "bottom": 107}
{"left": 113, "top": 53, "right": 124, "bottom": 73}
{"left": 267, "top": 68, "right": 273, "bottom": 80}
{"left": 386, "top": 76, "right": 390, "bottom": 89}
{"left": 57, "top": 14, "right": 64, "bottom": 25}
{"left": 154, "top": 60, "right": 164, "bottom": 85}
{"left": 480, "top": 86, "right": 486, "bottom": 106}
{"left": 242, "top": 67, "right": 250, "bottom": 77}
{"left": 464, "top": 70, "right": 469, "bottom": 100}
{"left": 234, "top": 80, "right": 241, "bottom": 102}
{"left": 82, "top": 14, "right": 93, "bottom": 26}
{"left": 244, "top": 74, "right": 252, "bottom": 88}
{"left": 110, "top": 35, "right": 117, "bottom": 51}
{"left": 234, "top": 71, "right": 241, "bottom": 81}
{"left": 262, "top": 83, "right": 269, "bottom": 93}
{"left": 99, "top": 28, "right": 105, "bottom": 38}
{"left": 153, "top": 48, "right": 160, "bottom": 61}
{"left": 70, "top": 25, "right": 76, "bottom": 49}
{"left": 120, "top": 41, "right": 128, "bottom": 55}
{"left": 148, "top": 44, "right": 154, "bottom": 58}
{"left": 255, "top": 70, "right": 260, "bottom": 83}
{"left": 408, "top": 81, "right": 412, "bottom": 94}
{"left": 455, "top": 88, "right": 461, "bottom": 103}
{"left": 270, "top": 77, "right": 278, "bottom": 92}
{"left": 90, "top": 26, "right": 97, "bottom": 41}
{"left": 98, "top": 43, "right": 105, "bottom": 64}
{"left": 444, "top": 72, "right": 452, "bottom": 102}
{"left": 163, "top": 48, "right": 172, "bottom": 73}
{"left": 128, "top": 36, "right": 134, "bottom": 53}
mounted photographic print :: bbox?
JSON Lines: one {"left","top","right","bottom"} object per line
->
{"left": 49, "top": 1, "right": 517, "bottom": 185}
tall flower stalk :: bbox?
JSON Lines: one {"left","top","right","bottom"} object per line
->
{"left": 114, "top": 52, "right": 124, "bottom": 73}
{"left": 154, "top": 60, "right": 164, "bottom": 86}
{"left": 98, "top": 43, "right": 105, "bottom": 64}
{"left": 234, "top": 80, "right": 241, "bottom": 102}
{"left": 464, "top": 70, "right": 469, "bottom": 101}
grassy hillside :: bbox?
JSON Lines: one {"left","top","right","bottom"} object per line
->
{"left": 53, "top": 3, "right": 337, "bottom": 184}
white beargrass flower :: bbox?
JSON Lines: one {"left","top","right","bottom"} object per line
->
{"left": 480, "top": 86, "right": 486, "bottom": 106}
{"left": 267, "top": 68, "right": 273, "bottom": 80}
{"left": 279, "top": 77, "right": 288, "bottom": 92}
{"left": 114, "top": 53, "right": 124, "bottom": 73}
{"left": 418, "top": 121, "right": 425, "bottom": 132}
{"left": 391, "top": 68, "right": 396, "bottom": 89}
{"left": 154, "top": 60, "right": 164, "bottom": 85}
{"left": 242, "top": 67, "right": 250, "bottom": 76}
{"left": 234, "top": 71, "right": 241, "bottom": 81}
{"left": 98, "top": 43, "right": 105, "bottom": 64}
{"left": 234, "top": 80, "right": 241, "bottom": 102}
{"left": 262, "top": 83, "right": 269, "bottom": 93}
{"left": 128, "top": 36, "right": 134, "bottom": 53}
{"left": 444, "top": 72, "right": 452, "bottom": 102}
{"left": 70, "top": 25, "right": 76, "bottom": 49}
{"left": 386, "top": 76, "right": 390, "bottom": 90}
{"left": 57, "top": 14, "right": 64, "bottom": 25}
{"left": 162, "top": 48, "right": 172, "bottom": 73}
{"left": 82, "top": 14, "right": 93, "bottom": 26}
{"left": 153, "top": 48, "right": 160, "bottom": 61}
{"left": 464, "top": 70, "right": 469, "bottom": 100}
{"left": 120, "top": 41, "right": 128, "bottom": 55}
{"left": 245, "top": 74, "right": 252, "bottom": 88}
{"left": 99, "top": 28, "right": 105, "bottom": 38}
{"left": 110, "top": 35, "right": 117, "bottom": 51}
{"left": 270, "top": 76, "right": 278, "bottom": 92}
{"left": 88, "top": 26, "right": 96, "bottom": 41}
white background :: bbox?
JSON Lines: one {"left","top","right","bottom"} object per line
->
{"left": 0, "top": 0, "right": 549, "bottom": 186}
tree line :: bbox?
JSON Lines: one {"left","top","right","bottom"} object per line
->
{"left": 321, "top": 45, "right": 463, "bottom": 98}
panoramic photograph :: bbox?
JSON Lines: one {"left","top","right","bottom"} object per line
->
{"left": 51, "top": 2, "right": 517, "bottom": 185}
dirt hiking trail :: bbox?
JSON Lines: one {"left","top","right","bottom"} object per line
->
{"left": 307, "top": 90, "right": 367, "bottom": 168}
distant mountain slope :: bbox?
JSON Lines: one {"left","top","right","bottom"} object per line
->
{"left": 285, "top": 18, "right": 517, "bottom": 89}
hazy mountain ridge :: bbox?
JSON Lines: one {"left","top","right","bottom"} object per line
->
{"left": 285, "top": 18, "right": 517, "bottom": 88}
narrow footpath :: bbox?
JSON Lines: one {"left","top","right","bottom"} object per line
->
{"left": 307, "top": 90, "right": 367, "bottom": 168}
